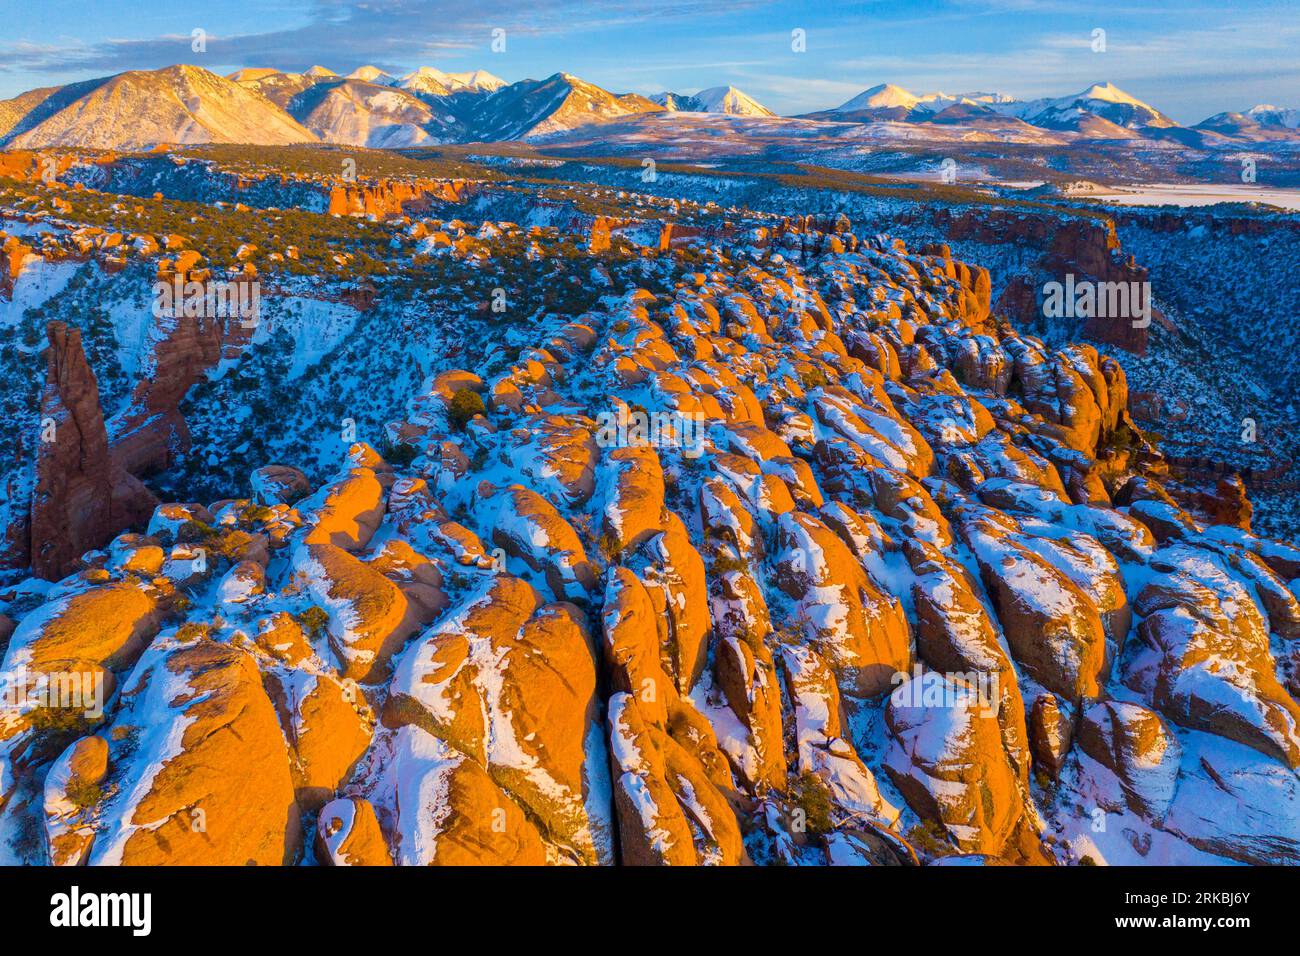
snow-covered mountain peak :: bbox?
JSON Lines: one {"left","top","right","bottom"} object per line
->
{"left": 691, "top": 85, "right": 774, "bottom": 116}
{"left": 835, "top": 83, "right": 923, "bottom": 112}
{"left": 346, "top": 66, "right": 395, "bottom": 86}
{"left": 1071, "top": 81, "right": 1155, "bottom": 109}
{"left": 1245, "top": 103, "right": 1300, "bottom": 128}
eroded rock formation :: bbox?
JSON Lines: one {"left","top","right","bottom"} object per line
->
{"left": 27, "top": 322, "right": 156, "bottom": 579}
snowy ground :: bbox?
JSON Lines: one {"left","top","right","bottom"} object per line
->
{"left": 1085, "top": 183, "right": 1300, "bottom": 210}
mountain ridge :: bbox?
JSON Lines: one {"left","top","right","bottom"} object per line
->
{"left": 1, "top": 65, "right": 1296, "bottom": 149}
{"left": 653, "top": 85, "right": 774, "bottom": 117}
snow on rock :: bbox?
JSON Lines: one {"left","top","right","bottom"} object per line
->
{"left": 606, "top": 691, "right": 745, "bottom": 865}
{"left": 960, "top": 507, "right": 1109, "bottom": 703}
{"left": 316, "top": 796, "right": 392, "bottom": 866}
{"left": 597, "top": 444, "right": 665, "bottom": 556}
{"left": 384, "top": 575, "right": 612, "bottom": 863}
{"left": 300, "top": 461, "right": 386, "bottom": 552}
{"left": 474, "top": 484, "right": 597, "bottom": 602}
{"left": 87, "top": 632, "right": 300, "bottom": 865}
{"left": 884, "top": 671, "right": 1027, "bottom": 856}
{"left": 1070, "top": 699, "right": 1181, "bottom": 822}
{"left": 1162, "top": 732, "right": 1300, "bottom": 864}
{"left": 1125, "top": 542, "right": 1300, "bottom": 768}
{"left": 626, "top": 511, "right": 712, "bottom": 694}
{"left": 772, "top": 510, "right": 911, "bottom": 697}
{"left": 780, "top": 643, "right": 899, "bottom": 827}
{"left": 290, "top": 541, "right": 419, "bottom": 683}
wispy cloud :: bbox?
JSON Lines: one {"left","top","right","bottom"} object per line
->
{"left": 0, "top": 0, "right": 769, "bottom": 77}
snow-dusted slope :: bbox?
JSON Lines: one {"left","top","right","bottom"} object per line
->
{"left": 1196, "top": 104, "right": 1300, "bottom": 141}
{"left": 226, "top": 68, "right": 283, "bottom": 84}
{"left": 0, "top": 79, "right": 110, "bottom": 145}
{"left": 997, "top": 82, "right": 1175, "bottom": 131}
{"left": 233, "top": 70, "right": 326, "bottom": 110}
{"left": 470, "top": 72, "right": 662, "bottom": 140}
{"left": 654, "top": 85, "right": 774, "bottom": 117}
{"left": 834, "top": 83, "right": 926, "bottom": 113}
{"left": 399, "top": 66, "right": 506, "bottom": 97}
{"left": 1246, "top": 104, "right": 1300, "bottom": 128}
{"left": 9, "top": 65, "right": 316, "bottom": 149}
{"left": 288, "top": 78, "right": 460, "bottom": 147}
{"left": 832, "top": 83, "right": 1014, "bottom": 116}
{"left": 346, "top": 66, "right": 397, "bottom": 86}
{"left": 822, "top": 80, "right": 1174, "bottom": 138}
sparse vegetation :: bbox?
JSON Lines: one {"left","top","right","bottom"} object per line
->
{"left": 296, "top": 605, "right": 330, "bottom": 641}
{"left": 906, "top": 818, "right": 957, "bottom": 859}
{"left": 65, "top": 778, "right": 104, "bottom": 810}
{"left": 175, "top": 622, "right": 212, "bottom": 643}
{"left": 27, "top": 706, "right": 97, "bottom": 760}
{"left": 379, "top": 439, "right": 419, "bottom": 467}
{"left": 789, "top": 771, "right": 834, "bottom": 837}
{"left": 448, "top": 389, "right": 487, "bottom": 430}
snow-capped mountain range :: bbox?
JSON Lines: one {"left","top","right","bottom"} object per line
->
{"left": 0, "top": 64, "right": 1294, "bottom": 149}
{"left": 831, "top": 82, "right": 1017, "bottom": 114}
{"left": 652, "top": 85, "right": 775, "bottom": 117}
{"left": 810, "top": 81, "right": 1179, "bottom": 138}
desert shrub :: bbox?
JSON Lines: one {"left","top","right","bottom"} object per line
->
{"left": 29, "top": 706, "right": 93, "bottom": 737}
{"left": 448, "top": 389, "right": 486, "bottom": 430}
{"left": 789, "top": 771, "right": 834, "bottom": 837}
{"left": 799, "top": 366, "right": 830, "bottom": 390}
{"left": 175, "top": 622, "right": 211, "bottom": 643}
{"left": 710, "top": 549, "right": 748, "bottom": 576}
{"left": 65, "top": 778, "right": 103, "bottom": 810}
{"left": 27, "top": 706, "right": 96, "bottom": 761}
{"left": 240, "top": 504, "right": 277, "bottom": 526}
{"left": 380, "top": 440, "right": 419, "bottom": 467}
{"left": 596, "top": 531, "right": 621, "bottom": 560}
{"left": 906, "top": 818, "right": 956, "bottom": 858}
{"left": 209, "top": 529, "right": 260, "bottom": 563}
{"left": 8, "top": 808, "right": 42, "bottom": 861}
{"left": 297, "top": 606, "right": 330, "bottom": 641}
{"left": 177, "top": 519, "right": 217, "bottom": 543}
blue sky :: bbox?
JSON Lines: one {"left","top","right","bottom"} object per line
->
{"left": 1, "top": 0, "right": 1297, "bottom": 122}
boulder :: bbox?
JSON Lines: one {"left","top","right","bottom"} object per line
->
{"left": 88, "top": 636, "right": 300, "bottom": 865}
{"left": 1075, "top": 700, "right": 1181, "bottom": 820}
{"left": 884, "top": 672, "right": 1025, "bottom": 855}
{"left": 387, "top": 727, "right": 548, "bottom": 866}
{"left": 386, "top": 576, "right": 611, "bottom": 864}
{"left": 316, "top": 797, "right": 392, "bottom": 866}
{"left": 598, "top": 445, "right": 665, "bottom": 556}
{"left": 302, "top": 467, "right": 385, "bottom": 551}
{"left": 291, "top": 542, "right": 420, "bottom": 683}
{"left": 772, "top": 511, "right": 910, "bottom": 697}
